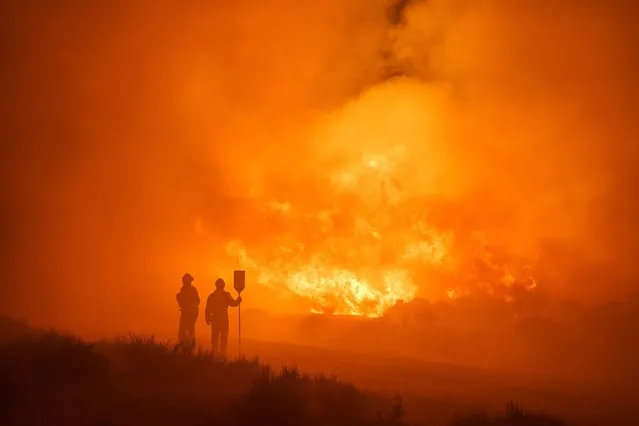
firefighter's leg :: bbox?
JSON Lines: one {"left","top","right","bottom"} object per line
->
{"left": 220, "top": 320, "right": 230, "bottom": 356}
{"left": 220, "top": 330, "right": 229, "bottom": 356}
{"left": 178, "top": 315, "right": 187, "bottom": 343}
{"left": 187, "top": 320, "right": 196, "bottom": 352}
{"left": 211, "top": 326, "right": 220, "bottom": 354}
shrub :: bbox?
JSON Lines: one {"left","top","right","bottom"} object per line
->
{"left": 452, "top": 402, "right": 568, "bottom": 426}
{"left": 236, "top": 365, "right": 399, "bottom": 426}
{"left": 0, "top": 331, "right": 109, "bottom": 390}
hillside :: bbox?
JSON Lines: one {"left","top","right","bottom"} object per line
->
{"left": 0, "top": 317, "right": 575, "bottom": 426}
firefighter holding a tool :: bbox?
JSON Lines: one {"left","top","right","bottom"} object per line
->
{"left": 205, "top": 277, "right": 242, "bottom": 356}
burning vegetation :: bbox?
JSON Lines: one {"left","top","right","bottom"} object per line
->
{"left": 224, "top": 80, "right": 538, "bottom": 318}
{"left": 3, "top": 0, "right": 638, "bottom": 350}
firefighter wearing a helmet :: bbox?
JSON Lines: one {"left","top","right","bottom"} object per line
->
{"left": 176, "top": 273, "right": 200, "bottom": 352}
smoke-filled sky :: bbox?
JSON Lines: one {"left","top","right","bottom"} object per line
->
{"left": 1, "top": 1, "right": 638, "bottom": 334}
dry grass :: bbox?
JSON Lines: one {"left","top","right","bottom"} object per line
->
{"left": 0, "top": 317, "right": 569, "bottom": 426}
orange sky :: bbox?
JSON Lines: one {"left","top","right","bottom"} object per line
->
{"left": 1, "top": 1, "right": 638, "bottom": 335}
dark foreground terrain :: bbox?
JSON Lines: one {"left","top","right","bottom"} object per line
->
{"left": 234, "top": 341, "right": 637, "bottom": 426}
{"left": 0, "top": 317, "right": 615, "bottom": 426}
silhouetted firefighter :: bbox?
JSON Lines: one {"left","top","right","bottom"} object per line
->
{"left": 176, "top": 273, "right": 200, "bottom": 352}
{"left": 205, "top": 278, "right": 242, "bottom": 356}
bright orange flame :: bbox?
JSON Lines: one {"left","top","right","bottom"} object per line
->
{"left": 226, "top": 241, "right": 420, "bottom": 318}
{"left": 223, "top": 79, "right": 537, "bottom": 317}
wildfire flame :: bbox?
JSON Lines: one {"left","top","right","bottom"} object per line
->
{"left": 223, "top": 80, "right": 537, "bottom": 317}
{"left": 224, "top": 154, "right": 536, "bottom": 317}
{"left": 227, "top": 239, "right": 418, "bottom": 317}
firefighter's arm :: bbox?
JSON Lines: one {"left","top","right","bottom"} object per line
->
{"left": 229, "top": 293, "right": 242, "bottom": 307}
{"left": 204, "top": 297, "right": 212, "bottom": 324}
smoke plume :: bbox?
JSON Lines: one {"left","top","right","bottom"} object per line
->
{"left": 1, "top": 0, "right": 638, "bottom": 333}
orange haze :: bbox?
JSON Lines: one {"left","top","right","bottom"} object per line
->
{"left": 2, "top": 0, "right": 638, "bottom": 346}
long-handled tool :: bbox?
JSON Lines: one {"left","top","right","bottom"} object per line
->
{"left": 233, "top": 270, "right": 246, "bottom": 357}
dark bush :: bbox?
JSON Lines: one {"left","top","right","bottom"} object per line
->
{"left": 236, "top": 365, "right": 400, "bottom": 426}
{"left": 0, "top": 331, "right": 110, "bottom": 389}
{"left": 452, "top": 402, "right": 568, "bottom": 426}
{"left": 0, "top": 317, "right": 35, "bottom": 342}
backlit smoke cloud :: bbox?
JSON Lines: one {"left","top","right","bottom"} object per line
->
{"left": 2, "top": 0, "right": 637, "bottom": 332}
{"left": 220, "top": 0, "right": 639, "bottom": 311}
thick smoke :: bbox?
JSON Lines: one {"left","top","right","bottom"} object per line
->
{"left": 403, "top": 0, "right": 639, "bottom": 300}
{"left": 1, "top": 0, "right": 638, "bottom": 334}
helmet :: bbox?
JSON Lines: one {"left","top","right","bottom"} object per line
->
{"left": 182, "top": 273, "right": 194, "bottom": 285}
{"left": 215, "top": 278, "right": 225, "bottom": 290}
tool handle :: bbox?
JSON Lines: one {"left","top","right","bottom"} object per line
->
{"left": 238, "top": 291, "right": 242, "bottom": 357}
